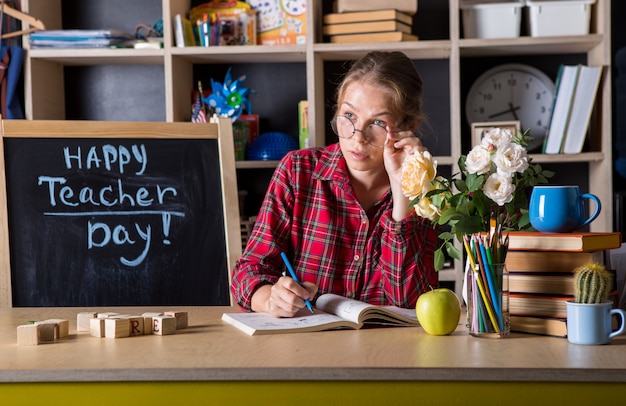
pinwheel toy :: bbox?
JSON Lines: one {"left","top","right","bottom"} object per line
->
{"left": 203, "top": 68, "right": 251, "bottom": 122}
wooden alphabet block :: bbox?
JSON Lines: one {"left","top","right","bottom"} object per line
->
{"left": 142, "top": 316, "right": 153, "bottom": 334}
{"left": 127, "top": 316, "right": 144, "bottom": 336}
{"left": 97, "top": 312, "right": 120, "bottom": 319}
{"left": 17, "top": 324, "right": 40, "bottom": 346}
{"left": 42, "top": 319, "right": 69, "bottom": 338}
{"left": 37, "top": 323, "right": 56, "bottom": 342}
{"left": 152, "top": 315, "right": 176, "bottom": 336}
{"left": 77, "top": 312, "right": 97, "bottom": 332}
{"left": 164, "top": 311, "right": 188, "bottom": 329}
{"left": 89, "top": 318, "right": 106, "bottom": 338}
{"left": 105, "top": 318, "right": 130, "bottom": 338}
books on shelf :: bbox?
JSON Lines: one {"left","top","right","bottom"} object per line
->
{"left": 298, "top": 100, "right": 309, "bottom": 149}
{"left": 323, "top": 20, "right": 412, "bottom": 36}
{"left": 510, "top": 315, "right": 567, "bottom": 338}
{"left": 323, "top": 8, "right": 416, "bottom": 44}
{"left": 330, "top": 31, "right": 418, "bottom": 44}
{"left": 561, "top": 65, "right": 603, "bottom": 154}
{"left": 28, "top": 29, "right": 135, "bottom": 48}
{"left": 336, "top": 0, "right": 418, "bottom": 15}
{"left": 542, "top": 64, "right": 602, "bottom": 154}
{"left": 323, "top": 9, "right": 413, "bottom": 25}
{"left": 174, "top": 14, "right": 196, "bottom": 47}
{"left": 543, "top": 65, "right": 580, "bottom": 154}
{"left": 502, "top": 231, "right": 622, "bottom": 252}
{"left": 221, "top": 293, "right": 419, "bottom": 335}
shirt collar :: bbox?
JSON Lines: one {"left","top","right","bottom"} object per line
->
{"left": 313, "top": 143, "right": 348, "bottom": 182}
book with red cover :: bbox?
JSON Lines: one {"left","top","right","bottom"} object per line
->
{"left": 503, "top": 231, "right": 621, "bottom": 252}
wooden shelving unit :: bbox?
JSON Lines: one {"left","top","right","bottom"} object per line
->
{"left": 20, "top": 0, "right": 613, "bottom": 292}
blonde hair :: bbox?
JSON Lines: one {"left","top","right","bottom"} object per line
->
{"left": 335, "top": 51, "right": 425, "bottom": 130}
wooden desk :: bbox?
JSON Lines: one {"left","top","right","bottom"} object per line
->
{"left": 1, "top": 306, "right": 625, "bottom": 405}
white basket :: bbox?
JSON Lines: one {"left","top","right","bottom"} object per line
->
{"left": 526, "top": 0, "right": 595, "bottom": 37}
{"left": 460, "top": 1, "right": 524, "bottom": 39}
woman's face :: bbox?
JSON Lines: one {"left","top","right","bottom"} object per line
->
{"left": 335, "top": 81, "right": 396, "bottom": 175}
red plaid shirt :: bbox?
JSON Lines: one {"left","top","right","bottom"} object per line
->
{"left": 231, "top": 143, "right": 438, "bottom": 311}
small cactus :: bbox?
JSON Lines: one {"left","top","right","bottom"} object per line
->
{"left": 573, "top": 263, "right": 613, "bottom": 304}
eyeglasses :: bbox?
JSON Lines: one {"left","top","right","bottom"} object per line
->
{"left": 330, "top": 115, "right": 389, "bottom": 148}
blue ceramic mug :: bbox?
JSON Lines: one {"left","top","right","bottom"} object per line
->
{"left": 529, "top": 185, "right": 601, "bottom": 233}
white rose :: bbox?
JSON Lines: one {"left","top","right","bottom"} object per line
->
{"left": 483, "top": 172, "right": 515, "bottom": 206}
{"left": 493, "top": 142, "right": 529, "bottom": 176}
{"left": 481, "top": 128, "right": 513, "bottom": 149}
{"left": 465, "top": 145, "right": 492, "bottom": 175}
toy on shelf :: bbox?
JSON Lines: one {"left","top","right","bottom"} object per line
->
{"left": 203, "top": 68, "right": 251, "bottom": 122}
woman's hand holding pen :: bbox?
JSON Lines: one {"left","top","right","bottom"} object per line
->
{"left": 253, "top": 276, "right": 317, "bottom": 317}
{"left": 265, "top": 277, "right": 318, "bottom": 318}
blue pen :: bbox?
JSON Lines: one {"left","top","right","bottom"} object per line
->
{"left": 280, "top": 252, "right": 314, "bottom": 313}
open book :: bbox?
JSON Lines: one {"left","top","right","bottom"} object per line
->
{"left": 221, "top": 293, "right": 419, "bottom": 336}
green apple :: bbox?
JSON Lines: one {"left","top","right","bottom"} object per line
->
{"left": 416, "top": 288, "right": 461, "bottom": 336}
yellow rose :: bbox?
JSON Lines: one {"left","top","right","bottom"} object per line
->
{"left": 414, "top": 195, "right": 441, "bottom": 221}
{"left": 401, "top": 150, "right": 437, "bottom": 199}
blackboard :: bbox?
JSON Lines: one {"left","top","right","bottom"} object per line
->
{"left": 0, "top": 119, "right": 241, "bottom": 307}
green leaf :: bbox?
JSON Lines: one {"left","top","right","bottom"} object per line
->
{"left": 445, "top": 241, "right": 462, "bottom": 260}
{"left": 438, "top": 209, "right": 463, "bottom": 224}
{"left": 465, "top": 173, "right": 485, "bottom": 192}
{"left": 434, "top": 248, "right": 445, "bottom": 271}
{"left": 455, "top": 215, "right": 485, "bottom": 234}
{"left": 453, "top": 178, "right": 468, "bottom": 192}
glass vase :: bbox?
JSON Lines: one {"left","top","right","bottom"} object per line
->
{"left": 466, "top": 261, "right": 510, "bottom": 338}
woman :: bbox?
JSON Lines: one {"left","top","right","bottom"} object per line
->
{"left": 231, "top": 51, "right": 439, "bottom": 317}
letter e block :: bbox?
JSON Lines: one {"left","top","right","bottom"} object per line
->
{"left": 152, "top": 316, "right": 176, "bottom": 336}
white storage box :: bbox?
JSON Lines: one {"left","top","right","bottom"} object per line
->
{"left": 526, "top": 0, "right": 595, "bottom": 37}
{"left": 460, "top": 1, "right": 523, "bottom": 39}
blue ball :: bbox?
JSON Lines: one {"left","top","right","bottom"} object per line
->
{"left": 246, "top": 132, "right": 298, "bottom": 161}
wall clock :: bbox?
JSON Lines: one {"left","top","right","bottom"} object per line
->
{"left": 465, "top": 63, "right": 555, "bottom": 151}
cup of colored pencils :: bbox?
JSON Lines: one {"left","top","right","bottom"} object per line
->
{"left": 464, "top": 230, "right": 510, "bottom": 338}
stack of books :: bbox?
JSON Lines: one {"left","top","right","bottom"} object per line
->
{"left": 323, "top": 9, "right": 418, "bottom": 44}
{"left": 504, "top": 231, "right": 622, "bottom": 338}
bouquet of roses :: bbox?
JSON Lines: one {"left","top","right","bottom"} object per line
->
{"left": 401, "top": 128, "right": 554, "bottom": 270}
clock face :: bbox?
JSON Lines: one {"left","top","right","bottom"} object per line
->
{"left": 465, "top": 64, "right": 555, "bottom": 151}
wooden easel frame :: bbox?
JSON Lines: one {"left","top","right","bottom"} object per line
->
{"left": 1, "top": 2, "right": 45, "bottom": 39}
{"left": 0, "top": 117, "right": 241, "bottom": 307}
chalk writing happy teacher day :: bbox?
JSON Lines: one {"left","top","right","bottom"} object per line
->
{"left": 37, "top": 143, "right": 182, "bottom": 267}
